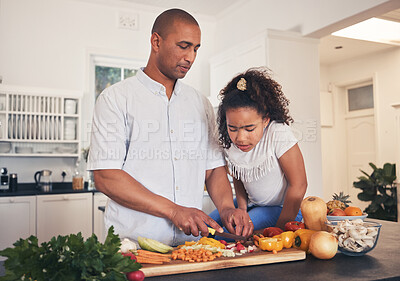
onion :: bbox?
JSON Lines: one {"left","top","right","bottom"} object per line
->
{"left": 309, "top": 231, "right": 338, "bottom": 259}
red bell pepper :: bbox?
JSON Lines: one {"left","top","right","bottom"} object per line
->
{"left": 262, "top": 227, "right": 283, "bottom": 237}
{"left": 284, "top": 221, "right": 305, "bottom": 232}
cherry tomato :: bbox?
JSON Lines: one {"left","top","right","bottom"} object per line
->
{"left": 126, "top": 270, "right": 145, "bottom": 281}
{"left": 219, "top": 240, "right": 228, "bottom": 246}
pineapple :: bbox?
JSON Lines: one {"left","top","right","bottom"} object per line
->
{"left": 326, "top": 192, "right": 352, "bottom": 212}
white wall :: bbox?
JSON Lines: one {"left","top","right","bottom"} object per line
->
{"left": 320, "top": 47, "right": 400, "bottom": 201}
{"left": 0, "top": 0, "right": 216, "bottom": 182}
{"left": 266, "top": 31, "right": 323, "bottom": 197}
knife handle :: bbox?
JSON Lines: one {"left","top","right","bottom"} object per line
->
{"left": 208, "top": 227, "right": 216, "bottom": 235}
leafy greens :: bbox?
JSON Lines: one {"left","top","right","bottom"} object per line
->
{"left": 0, "top": 226, "right": 141, "bottom": 281}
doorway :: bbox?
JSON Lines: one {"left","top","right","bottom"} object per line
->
{"left": 344, "top": 82, "right": 376, "bottom": 209}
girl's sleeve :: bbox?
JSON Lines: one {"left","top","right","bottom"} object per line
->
{"left": 273, "top": 124, "right": 299, "bottom": 159}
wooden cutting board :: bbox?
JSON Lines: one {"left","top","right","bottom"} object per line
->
{"left": 140, "top": 248, "right": 306, "bottom": 277}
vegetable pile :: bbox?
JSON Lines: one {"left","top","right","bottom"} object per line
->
{"left": 0, "top": 227, "right": 141, "bottom": 281}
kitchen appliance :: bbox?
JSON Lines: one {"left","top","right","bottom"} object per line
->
{"left": 34, "top": 169, "right": 52, "bottom": 192}
{"left": 0, "top": 167, "right": 9, "bottom": 191}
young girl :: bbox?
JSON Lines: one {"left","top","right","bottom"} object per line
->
{"left": 209, "top": 67, "right": 307, "bottom": 235}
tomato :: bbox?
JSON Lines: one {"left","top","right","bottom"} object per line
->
{"left": 263, "top": 227, "right": 283, "bottom": 237}
{"left": 121, "top": 252, "right": 137, "bottom": 262}
{"left": 284, "top": 221, "right": 305, "bottom": 231}
{"left": 218, "top": 240, "right": 228, "bottom": 246}
{"left": 126, "top": 270, "right": 145, "bottom": 281}
{"left": 236, "top": 242, "right": 245, "bottom": 251}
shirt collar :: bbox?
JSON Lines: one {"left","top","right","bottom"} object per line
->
{"left": 137, "top": 67, "right": 181, "bottom": 97}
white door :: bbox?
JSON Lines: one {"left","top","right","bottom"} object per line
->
{"left": 345, "top": 83, "right": 376, "bottom": 210}
{"left": 346, "top": 114, "right": 376, "bottom": 209}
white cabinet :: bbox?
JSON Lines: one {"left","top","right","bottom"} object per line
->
{"left": 93, "top": 192, "right": 108, "bottom": 243}
{"left": 36, "top": 193, "right": 92, "bottom": 243}
{"left": 0, "top": 85, "right": 81, "bottom": 157}
{"left": 0, "top": 196, "right": 36, "bottom": 258}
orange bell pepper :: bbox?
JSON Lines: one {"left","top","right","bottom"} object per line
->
{"left": 273, "top": 231, "right": 295, "bottom": 248}
{"left": 259, "top": 237, "right": 284, "bottom": 252}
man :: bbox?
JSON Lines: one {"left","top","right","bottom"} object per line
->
{"left": 88, "top": 8, "right": 253, "bottom": 246}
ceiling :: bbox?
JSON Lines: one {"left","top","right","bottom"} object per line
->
{"left": 89, "top": 0, "right": 400, "bottom": 66}
{"left": 319, "top": 8, "right": 400, "bottom": 65}
{"left": 114, "top": 0, "right": 243, "bottom": 16}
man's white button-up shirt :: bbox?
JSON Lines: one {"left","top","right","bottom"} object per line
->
{"left": 88, "top": 68, "right": 225, "bottom": 245}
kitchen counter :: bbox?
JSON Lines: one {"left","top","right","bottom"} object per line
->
{"left": 146, "top": 219, "right": 400, "bottom": 281}
{"left": 0, "top": 182, "right": 98, "bottom": 196}
{"left": 1, "top": 219, "right": 399, "bottom": 280}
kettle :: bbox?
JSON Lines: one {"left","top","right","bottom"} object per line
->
{"left": 34, "top": 170, "right": 52, "bottom": 192}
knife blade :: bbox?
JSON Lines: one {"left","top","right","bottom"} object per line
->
{"left": 208, "top": 227, "right": 246, "bottom": 241}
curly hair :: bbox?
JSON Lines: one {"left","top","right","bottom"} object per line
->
{"left": 217, "top": 67, "right": 293, "bottom": 149}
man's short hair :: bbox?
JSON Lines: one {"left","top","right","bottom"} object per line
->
{"left": 151, "top": 8, "right": 199, "bottom": 38}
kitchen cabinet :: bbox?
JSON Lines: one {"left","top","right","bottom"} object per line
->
{"left": 0, "top": 85, "right": 81, "bottom": 157}
{"left": 36, "top": 193, "right": 92, "bottom": 243}
{"left": 93, "top": 192, "right": 108, "bottom": 243}
{"left": 0, "top": 196, "right": 36, "bottom": 256}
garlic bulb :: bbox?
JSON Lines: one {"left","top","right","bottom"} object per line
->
{"left": 120, "top": 238, "right": 138, "bottom": 253}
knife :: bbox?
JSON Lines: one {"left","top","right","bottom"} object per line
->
{"left": 208, "top": 227, "right": 246, "bottom": 241}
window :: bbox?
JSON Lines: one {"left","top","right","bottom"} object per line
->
{"left": 347, "top": 84, "right": 374, "bottom": 111}
{"left": 95, "top": 66, "right": 138, "bottom": 100}
{"left": 91, "top": 55, "right": 145, "bottom": 100}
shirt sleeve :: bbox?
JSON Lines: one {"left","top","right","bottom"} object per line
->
{"left": 201, "top": 95, "right": 226, "bottom": 170}
{"left": 272, "top": 123, "right": 298, "bottom": 159}
{"left": 87, "top": 88, "right": 128, "bottom": 170}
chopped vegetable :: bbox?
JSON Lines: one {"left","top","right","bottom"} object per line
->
{"left": 259, "top": 237, "right": 284, "bottom": 252}
{"left": 171, "top": 248, "right": 222, "bottom": 262}
{"left": 273, "top": 231, "right": 295, "bottom": 248}
{"left": 135, "top": 249, "right": 171, "bottom": 264}
{"left": 236, "top": 242, "right": 246, "bottom": 251}
{"left": 199, "top": 237, "right": 226, "bottom": 249}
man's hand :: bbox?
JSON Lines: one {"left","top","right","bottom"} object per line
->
{"left": 220, "top": 208, "right": 253, "bottom": 238}
{"left": 168, "top": 205, "right": 223, "bottom": 237}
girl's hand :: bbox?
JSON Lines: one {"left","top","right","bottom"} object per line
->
{"left": 220, "top": 208, "right": 254, "bottom": 239}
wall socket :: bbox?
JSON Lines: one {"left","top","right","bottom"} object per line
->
{"left": 117, "top": 12, "right": 138, "bottom": 30}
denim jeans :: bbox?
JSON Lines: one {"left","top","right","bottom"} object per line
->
{"left": 208, "top": 198, "right": 303, "bottom": 241}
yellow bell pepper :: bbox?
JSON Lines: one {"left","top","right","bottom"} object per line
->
{"left": 199, "top": 237, "right": 225, "bottom": 249}
{"left": 293, "top": 229, "right": 316, "bottom": 252}
{"left": 273, "top": 231, "right": 295, "bottom": 248}
{"left": 259, "top": 237, "right": 284, "bottom": 252}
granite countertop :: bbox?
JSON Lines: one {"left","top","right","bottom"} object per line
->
{"left": 0, "top": 182, "right": 98, "bottom": 196}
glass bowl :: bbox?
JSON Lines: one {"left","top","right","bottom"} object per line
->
{"left": 325, "top": 219, "right": 382, "bottom": 256}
